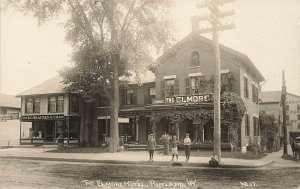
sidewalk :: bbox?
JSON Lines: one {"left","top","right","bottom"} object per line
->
{"left": 3, "top": 146, "right": 293, "bottom": 168}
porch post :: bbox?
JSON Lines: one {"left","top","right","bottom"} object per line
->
{"left": 176, "top": 123, "right": 179, "bottom": 140}
{"left": 135, "top": 116, "right": 139, "bottom": 143}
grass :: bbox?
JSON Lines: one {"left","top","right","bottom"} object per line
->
{"left": 46, "top": 147, "right": 107, "bottom": 153}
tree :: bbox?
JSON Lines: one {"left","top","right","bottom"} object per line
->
{"left": 4, "top": 0, "right": 174, "bottom": 151}
{"left": 259, "top": 111, "right": 280, "bottom": 151}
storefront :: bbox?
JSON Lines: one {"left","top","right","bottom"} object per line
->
{"left": 20, "top": 114, "right": 80, "bottom": 145}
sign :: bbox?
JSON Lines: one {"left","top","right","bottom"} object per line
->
{"left": 0, "top": 113, "right": 19, "bottom": 121}
{"left": 21, "top": 114, "right": 65, "bottom": 121}
{"left": 165, "top": 94, "right": 212, "bottom": 104}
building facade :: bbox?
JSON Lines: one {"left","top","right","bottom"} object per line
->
{"left": 18, "top": 33, "right": 265, "bottom": 151}
{"left": 260, "top": 91, "right": 300, "bottom": 139}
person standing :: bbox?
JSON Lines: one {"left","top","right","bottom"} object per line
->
{"left": 147, "top": 134, "right": 156, "bottom": 161}
{"left": 170, "top": 135, "right": 179, "bottom": 161}
{"left": 184, "top": 133, "right": 191, "bottom": 161}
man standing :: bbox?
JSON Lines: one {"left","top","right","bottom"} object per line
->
{"left": 184, "top": 133, "right": 191, "bottom": 161}
{"left": 147, "top": 134, "right": 156, "bottom": 161}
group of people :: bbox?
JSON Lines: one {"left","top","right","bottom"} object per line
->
{"left": 147, "top": 133, "right": 192, "bottom": 162}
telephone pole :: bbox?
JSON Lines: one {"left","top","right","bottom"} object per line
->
{"left": 192, "top": 0, "right": 235, "bottom": 163}
{"left": 282, "top": 70, "right": 288, "bottom": 156}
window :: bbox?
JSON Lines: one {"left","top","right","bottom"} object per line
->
{"left": 25, "top": 97, "right": 40, "bottom": 113}
{"left": 70, "top": 95, "right": 79, "bottom": 113}
{"left": 165, "top": 79, "right": 175, "bottom": 97}
{"left": 252, "top": 84, "right": 258, "bottom": 104}
{"left": 244, "top": 76, "right": 249, "bottom": 98}
{"left": 190, "top": 77, "right": 201, "bottom": 94}
{"left": 298, "top": 124, "right": 300, "bottom": 130}
{"left": 57, "top": 96, "right": 64, "bottom": 112}
{"left": 245, "top": 113, "right": 250, "bottom": 136}
{"left": 298, "top": 114, "right": 300, "bottom": 121}
{"left": 190, "top": 51, "right": 200, "bottom": 67}
{"left": 126, "top": 89, "right": 134, "bottom": 105}
{"left": 297, "top": 104, "right": 300, "bottom": 111}
{"left": 253, "top": 117, "right": 259, "bottom": 136}
{"left": 286, "top": 115, "right": 289, "bottom": 121}
{"left": 286, "top": 105, "right": 289, "bottom": 111}
{"left": 48, "top": 95, "right": 64, "bottom": 113}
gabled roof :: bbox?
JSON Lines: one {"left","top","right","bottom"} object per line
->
{"left": 152, "top": 32, "right": 265, "bottom": 82}
{"left": 0, "top": 93, "right": 21, "bottom": 108}
{"left": 17, "top": 75, "right": 66, "bottom": 97}
{"left": 260, "top": 91, "right": 300, "bottom": 103}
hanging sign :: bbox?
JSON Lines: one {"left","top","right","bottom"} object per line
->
{"left": 165, "top": 94, "right": 212, "bottom": 104}
{"left": 0, "top": 113, "right": 19, "bottom": 121}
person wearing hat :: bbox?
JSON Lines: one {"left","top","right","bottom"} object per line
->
{"left": 147, "top": 134, "right": 156, "bottom": 161}
{"left": 183, "top": 133, "right": 191, "bottom": 161}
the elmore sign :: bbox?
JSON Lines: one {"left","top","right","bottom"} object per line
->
{"left": 21, "top": 114, "right": 65, "bottom": 121}
{"left": 165, "top": 94, "right": 212, "bottom": 104}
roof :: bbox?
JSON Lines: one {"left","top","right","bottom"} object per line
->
{"left": 17, "top": 75, "right": 66, "bottom": 97}
{"left": 259, "top": 91, "right": 282, "bottom": 103}
{"left": 0, "top": 93, "right": 21, "bottom": 108}
{"left": 260, "top": 91, "right": 300, "bottom": 103}
{"left": 152, "top": 32, "right": 265, "bottom": 82}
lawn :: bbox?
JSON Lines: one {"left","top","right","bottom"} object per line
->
{"left": 46, "top": 147, "right": 108, "bottom": 153}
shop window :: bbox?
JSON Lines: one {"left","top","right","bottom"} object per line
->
{"left": 190, "top": 51, "right": 200, "bottom": 67}
{"left": 165, "top": 79, "right": 175, "bottom": 97}
{"left": 245, "top": 113, "right": 250, "bottom": 136}
{"left": 25, "top": 97, "right": 40, "bottom": 113}
{"left": 48, "top": 95, "right": 64, "bottom": 113}
{"left": 244, "top": 76, "right": 249, "bottom": 98}
{"left": 71, "top": 95, "right": 79, "bottom": 113}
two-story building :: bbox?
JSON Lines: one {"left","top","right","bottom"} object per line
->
{"left": 98, "top": 33, "right": 265, "bottom": 151}
{"left": 260, "top": 91, "right": 300, "bottom": 139}
{"left": 17, "top": 76, "right": 81, "bottom": 145}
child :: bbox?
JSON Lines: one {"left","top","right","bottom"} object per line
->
{"left": 209, "top": 152, "right": 219, "bottom": 167}
{"left": 147, "top": 134, "right": 156, "bottom": 161}
{"left": 170, "top": 136, "right": 180, "bottom": 161}
{"left": 183, "top": 133, "right": 191, "bottom": 161}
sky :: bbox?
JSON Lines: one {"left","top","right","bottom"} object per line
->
{"left": 1, "top": 0, "right": 300, "bottom": 96}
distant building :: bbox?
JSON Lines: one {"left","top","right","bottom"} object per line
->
{"left": 0, "top": 94, "right": 27, "bottom": 145}
{"left": 260, "top": 91, "right": 300, "bottom": 139}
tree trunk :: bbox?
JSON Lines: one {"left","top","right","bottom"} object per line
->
{"left": 109, "top": 53, "right": 120, "bottom": 152}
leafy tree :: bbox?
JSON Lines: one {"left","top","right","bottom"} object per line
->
{"left": 259, "top": 111, "right": 280, "bottom": 151}
{"left": 4, "top": 0, "right": 174, "bottom": 151}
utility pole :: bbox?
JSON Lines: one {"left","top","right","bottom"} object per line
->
{"left": 192, "top": 0, "right": 235, "bottom": 163}
{"left": 282, "top": 70, "right": 288, "bottom": 156}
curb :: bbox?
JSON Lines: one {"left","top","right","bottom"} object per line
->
{"left": 0, "top": 155, "right": 273, "bottom": 168}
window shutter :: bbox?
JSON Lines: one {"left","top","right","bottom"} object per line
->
{"left": 160, "top": 80, "right": 165, "bottom": 99}
{"left": 175, "top": 78, "right": 179, "bottom": 95}
{"left": 185, "top": 78, "right": 190, "bottom": 95}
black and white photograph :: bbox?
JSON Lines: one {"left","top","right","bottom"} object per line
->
{"left": 0, "top": 0, "right": 300, "bottom": 188}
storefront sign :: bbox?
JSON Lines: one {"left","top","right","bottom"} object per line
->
{"left": 165, "top": 94, "right": 212, "bottom": 104}
{"left": 0, "top": 113, "right": 19, "bottom": 121}
{"left": 21, "top": 114, "right": 65, "bottom": 121}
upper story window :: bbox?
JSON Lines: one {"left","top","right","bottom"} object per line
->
{"left": 286, "top": 105, "right": 289, "bottom": 111}
{"left": 252, "top": 84, "right": 259, "bottom": 104}
{"left": 70, "top": 95, "right": 79, "bottom": 113}
{"left": 297, "top": 104, "right": 300, "bottom": 111}
{"left": 25, "top": 97, "right": 40, "bottom": 114}
{"left": 126, "top": 89, "right": 134, "bottom": 105}
{"left": 48, "top": 95, "right": 64, "bottom": 113}
{"left": 244, "top": 76, "right": 249, "bottom": 98}
{"left": 190, "top": 51, "right": 200, "bottom": 67}
{"left": 165, "top": 79, "right": 175, "bottom": 97}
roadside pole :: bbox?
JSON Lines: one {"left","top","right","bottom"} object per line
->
{"left": 282, "top": 70, "right": 288, "bottom": 156}
{"left": 193, "top": 0, "right": 235, "bottom": 163}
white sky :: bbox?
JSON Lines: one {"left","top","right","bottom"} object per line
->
{"left": 1, "top": 0, "right": 300, "bottom": 96}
